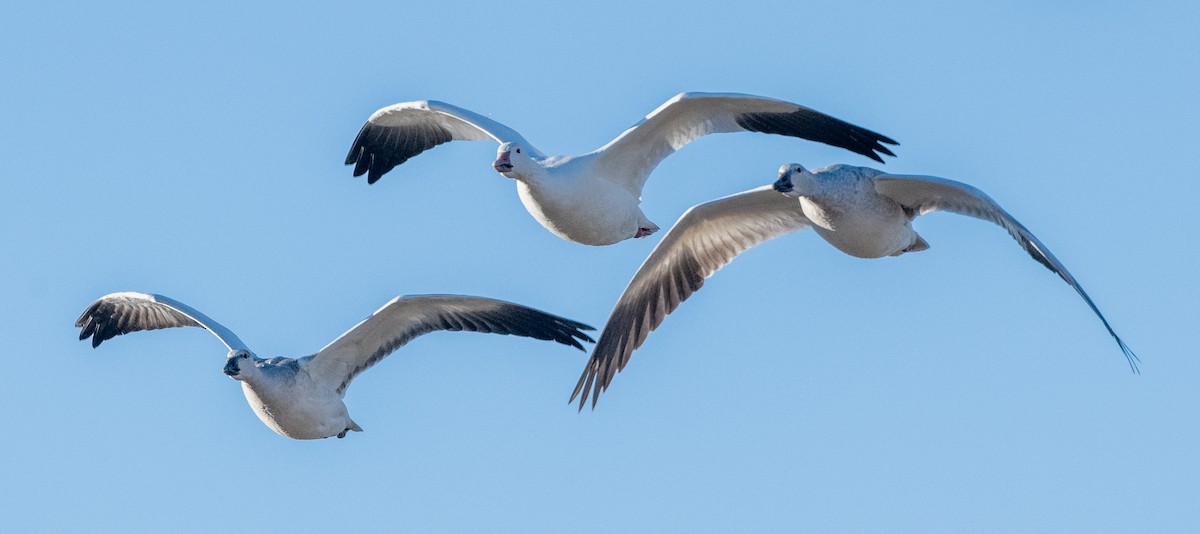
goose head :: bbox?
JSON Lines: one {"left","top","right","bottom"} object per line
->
{"left": 492, "top": 142, "right": 538, "bottom": 179}
{"left": 772, "top": 163, "right": 813, "bottom": 197}
{"left": 222, "top": 349, "right": 260, "bottom": 381}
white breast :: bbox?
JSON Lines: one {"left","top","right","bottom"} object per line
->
{"left": 516, "top": 178, "right": 645, "bottom": 246}
{"left": 240, "top": 379, "right": 350, "bottom": 440}
{"left": 799, "top": 186, "right": 916, "bottom": 259}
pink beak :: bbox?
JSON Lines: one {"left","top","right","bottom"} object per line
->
{"left": 492, "top": 151, "right": 513, "bottom": 172}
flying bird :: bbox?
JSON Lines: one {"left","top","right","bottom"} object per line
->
{"left": 571, "top": 163, "right": 1139, "bottom": 409}
{"left": 345, "top": 92, "right": 897, "bottom": 246}
{"left": 76, "top": 292, "right": 594, "bottom": 439}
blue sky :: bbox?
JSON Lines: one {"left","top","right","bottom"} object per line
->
{"left": 2, "top": 1, "right": 1197, "bottom": 532}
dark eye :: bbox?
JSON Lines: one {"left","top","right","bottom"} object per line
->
{"left": 515, "top": 148, "right": 521, "bottom": 154}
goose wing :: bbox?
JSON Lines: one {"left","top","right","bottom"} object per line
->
{"left": 873, "top": 174, "right": 1138, "bottom": 372}
{"left": 307, "top": 295, "right": 594, "bottom": 395}
{"left": 571, "top": 186, "right": 810, "bottom": 409}
{"left": 593, "top": 92, "right": 897, "bottom": 196}
{"left": 345, "top": 100, "right": 541, "bottom": 184}
{"left": 76, "top": 292, "right": 249, "bottom": 352}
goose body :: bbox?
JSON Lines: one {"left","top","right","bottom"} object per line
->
{"left": 346, "top": 93, "right": 898, "bottom": 245}
{"left": 76, "top": 292, "right": 594, "bottom": 439}
{"left": 572, "top": 163, "right": 1138, "bottom": 408}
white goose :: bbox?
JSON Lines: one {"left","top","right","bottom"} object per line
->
{"left": 571, "top": 163, "right": 1139, "bottom": 409}
{"left": 345, "top": 92, "right": 897, "bottom": 246}
{"left": 76, "top": 292, "right": 594, "bottom": 439}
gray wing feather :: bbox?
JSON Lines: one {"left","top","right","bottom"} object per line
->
{"left": 571, "top": 186, "right": 811, "bottom": 409}
{"left": 873, "top": 174, "right": 1139, "bottom": 372}
{"left": 76, "top": 292, "right": 249, "bottom": 352}
{"left": 309, "top": 295, "right": 595, "bottom": 395}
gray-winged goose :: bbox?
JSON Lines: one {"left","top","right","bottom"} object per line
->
{"left": 571, "top": 163, "right": 1138, "bottom": 409}
{"left": 77, "top": 292, "right": 594, "bottom": 439}
{"left": 345, "top": 93, "right": 898, "bottom": 246}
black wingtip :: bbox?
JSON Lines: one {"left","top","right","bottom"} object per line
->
{"left": 76, "top": 308, "right": 108, "bottom": 348}
{"left": 344, "top": 121, "right": 455, "bottom": 184}
{"left": 1119, "top": 339, "right": 1140, "bottom": 375}
{"left": 352, "top": 152, "right": 371, "bottom": 177}
{"left": 562, "top": 319, "right": 596, "bottom": 351}
{"left": 736, "top": 109, "right": 900, "bottom": 164}
{"left": 344, "top": 145, "right": 362, "bottom": 166}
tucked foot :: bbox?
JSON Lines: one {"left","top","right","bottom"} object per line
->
{"left": 635, "top": 227, "right": 657, "bottom": 238}
{"left": 337, "top": 429, "right": 348, "bottom": 438}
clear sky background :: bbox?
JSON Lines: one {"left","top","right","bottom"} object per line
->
{"left": 2, "top": 1, "right": 1197, "bottom": 532}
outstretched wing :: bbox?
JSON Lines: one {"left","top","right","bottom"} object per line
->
{"left": 76, "top": 292, "right": 249, "bottom": 352}
{"left": 592, "top": 92, "right": 898, "bottom": 196}
{"left": 571, "top": 186, "right": 811, "bottom": 409}
{"left": 344, "top": 100, "right": 541, "bottom": 184}
{"left": 872, "top": 174, "right": 1139, "bottom": 372}
{"left": 307, "top": 295, "right": 595, "bottom": 395}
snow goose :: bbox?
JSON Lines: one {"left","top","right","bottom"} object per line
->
{"left": 571, "top": 163, "right": 1138, "bottom": 409}
{"left": 76, "top": 292, "right": 594, "bottom": 439}
{"left": 345, "top": 92, "right": 898, "bottom": 246}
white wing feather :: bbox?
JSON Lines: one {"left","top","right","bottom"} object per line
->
{"left": 592, "top": 92, "right": 897, "bottom": 196}
{"left": 307, "top": 295, "right": 594, "bottom": 395}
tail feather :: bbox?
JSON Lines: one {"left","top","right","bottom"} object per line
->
{"left": 893, "top": 234, "right": 930, "bottom": 256}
